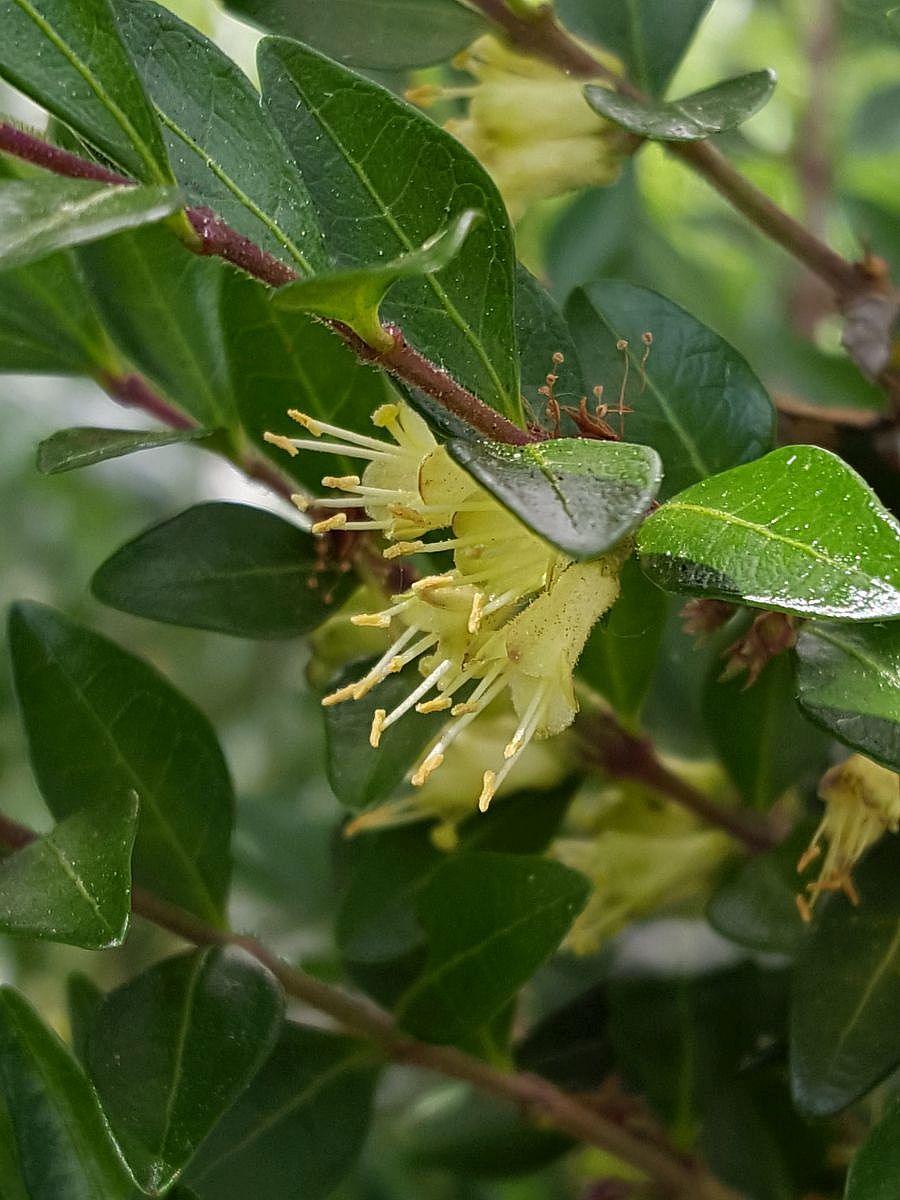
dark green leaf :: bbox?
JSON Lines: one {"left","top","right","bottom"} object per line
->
{"left": 795, "top": 620, "right": 900, "bottom": 771}
{"left": 578, "top": 554, "right": 668, "bottom": 726}
{"left": 0, "top": 176, "right": 180, "bottom": 271}
{"left": 112, "top": 0, "right": 327, "bottom": 272}
{"left": 447, "top": 438, "right": 662, "bottom": 560}
{"left": 224, "top": 271, "right": 390, "bottom": 494}
{"left": 0, "top": 988, "right": 133, "bottom": 1200}
{"left": 272, "top": 210, "right": 481, "bottom": 349}
{"left": 0, "top": 793, "right": 137, "bottom": 949}
{"left": 8, "top": 600, "right": 233, "bottom": 924}
{"left": 791, "top": 837, "right": 900, "bottom": 1115}
{"left": 566, "top": 280, "right": 775, "bottom": 499}
{"left": 0, "top": 0, "right": 172, "bottom": 183}
{"left": 0, "top": 1094, "right": 29, "bottom": 1200}
{"left": 584, "top": 70, "right": 776, "bottom": 141}
{"left": 638, "top": 446, "right": 900, "bottom": 619}
{"left": 395, "top": 852, "right": 589, "bottom": 1042}
{"left": 845, "top": 1093, "right": 900, "bottom": 1200}
{"left": 225, "top": 0, "right": 486, "bottom": 68}
{"left": 37, "top": 426, "right": 213, "bottom": 474}
{"left": 707, "top": 821, "right": 815, "bottom": 957}
{"left": 515, "top": 263, "right": 587, "bottom": 436}
{"left": 515, "top": 983, "right": 614, "bottom": 1090}
{"left": 66, "top": 975, "right": 103, "bottom": 1067}
{"left": 258, "top": 36, "right": 522, "bottom": 423}
{"left": 78, "top": 224, "right": 235, "bottom": 427}
{"left": 557, "top": 0, "right": 712, "bottom": 95}
{"left": 0, "top": 251, "right": 116, "bottom": 374}
{"left": 703, "top": 653, "right": 830, "bottom": 810}
{"left": 185, "top": 1023, "right": 378, "bottom": 1200}
{"left": 88, "top": 947, "right": 284, "bottom": 1194}
{"left": 92, "top": 502, "right": 355, "bottom": 638}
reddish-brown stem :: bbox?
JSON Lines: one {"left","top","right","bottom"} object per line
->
{"left": 99, "top": 370, "right": 195, "bottom": 430}
{"left": 0, "top": 123, "right": 131, "bottom": 185}
{"left": 185, "top": 206, "right": 298, "bottom": 287}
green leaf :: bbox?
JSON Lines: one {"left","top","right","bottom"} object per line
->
{"left": 0, "top": 793, "right": 137, "bottom": 949}
{"left": 224, "top": 0, "right": 486, "bottom": 68}
{"left": 794, "top": 620, "right": 900, "bottom": 771}
{"left": 87, "top": 947, "right": 284, "bottom": 1194}
{"left": 557, "top": 0, "right": 712, "bottom": 95}
{"left": 36, "top": 426, "right": 213, "bottom": 474}
{"left": 111, "top": 0, "right": 327, "bottom": 272}
{"left": 566, "top": 280, "right": 775, "bottom": 500}
{"left": 92, "top": 502, "right": 356, "bottom": 638}
{"left": 702, "top": 653, "right": 830, "bottom": 810}
{"left": 845, "top": 1093, "right": 900, "bottom": 1200}
{"left": 223, "top": 271, "right": 390, "bottom": 495}
{"left": 638, "top": 446, "right": 900, "bottom": 619}
{"left": 8, "top": 601, "right": 233, "bottom": 924}
{"left": 447, "top": 438, "right": 662, "bottom": 560}
{"left": 0, "top": 252, "right": 116, "bottom": 374}
{"left": 0, "top": 176, "right": 181, "bottom": 271}
{"left": 0, "top": 1094, "right": 29, "bottom": 1200}
{"left": 258, "top": 36, "right": 522, "bottom": 423}
{"left": 0, "top": 988, "right": 133, "bottom": 1200}
{"left": 185, "top": 1023, "right": 378, "bottom": 1200}
{"left": 514, "top": 263, "right": 587, "bottom": 436}
{"left": 706, "top": 821, "right": 815, "bottom": 957}
{"left": 78, "top": 224, "right": 235, "bottom": 428}
{"left": 395, "top": 851, "right": 589, "bottom": 1042}
{"left": 272, "top": 210, "right": 481, "bottom": 350}
{"left": 66, "top": 974, "right": 103, "bottom": 1067}
{"left": 578, "top": 554, "right": 668, "bottom": 726}
{"left": 791, "top": 837, "right": 900, "bottom": 1115}
{"left": 0, "top": 0, "right": 172, "bottom": 183}
{"left": 584, "top": 70, "right": 776, "bottom": 141}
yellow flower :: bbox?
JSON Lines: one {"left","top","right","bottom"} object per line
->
{"left": 266, "top": 402, "right": 629, "bottom": 811}
{"left": 797, "top": 754, "right": 900, "bottom": 920}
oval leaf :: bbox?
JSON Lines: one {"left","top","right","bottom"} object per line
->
{"left": 92, "top": 502, "right": 355, "bottom": 638}
{"left": 565, "top": 280, "right": 775, "bottom": 500}
{"left": 0, "top": 988, "right": 133, "bottom": 1200}
{"left": 584, "top": 70, "right": 776, "bottom": 141}
{"left": 0, "top": 793, "right": 138, "bottom": 950}
{"left": 37, "top": 426, "right": 213, "bottom": 475}
{"left": 795, "top": 620, "right": 900, "bottom": 771}
{"left": 0, "top": 177, "right": 181, "bottom": 271}
{"left": 8, "top": 601, "right": 234, "bottom": 924}
{"left": 447, "top": 438, "right": 662, "bottom": 560}
{"left": 845, "top": 1093, "right": 900, "bottom": 1200}
{"left": 638, "top": 446, "right": 900, "bottom": 619}
{"left": 87, "top": 947, "right": 284, "bottom": 1194}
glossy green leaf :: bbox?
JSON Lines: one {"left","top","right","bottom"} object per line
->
{"left": 272, "top": 210, "right": 481, "bottom": 349}
{"left": 92, "top": 502, "right": 356, "bottom": 638}
{"left": 578, "top": 554, "right": 668, "bottom": 726}
{"left": 791, "top": 837, "right": 900, "bottom": 1115}
{"left": 0, "top": 793, "right": 137, "bottom": 949}
{"left": 0, "top": 1094, "right": 29, "bottom": 1200}
{"left": 66, "top": 975, "right": 103, "bottom": 1067}
{"left": 0, "top": 252, "right": 117, "bottom": 374}
{"left": 395, "top": 851, "right": 589, "bottom": 1042}
{"left": 447, "top": 438, "right": 662, "bottom": 560}
{"left": 224, "top": 0, "right": 486, "bottom": 68}
{"left": 795, "top": 620, "right": 900, "bottom": 771}
{"left": 185, "top": 1023, "right": 378, "bottom": 1200}
{"left": 224, "top": 271, "right": 390, "bottom": 494}
{"left": 37, "top": 426, "right": 213, "bottom": 474}
{"left": 0, "top": 0, "right": 172, "bottom": 183}
{"left": 0, "top": 988, "right": 133, "bottom": 1200}
{"left": 258, "top": 36, "right": 522, "bottom": 423}
{"left": 584, "top": 70, "right": 776, "bottom": 141}
{"left": 566, "top": 280, "right": 775, "bottom": 499}
{"left": 638, "top": 446, "right": 900, "bottom": 619}
{"left": 8, "top": 601, "right": 233, "bottom": 924}
{"left": 87, "top": 947, "right": 284, "bottom": 1194}
{"left": 515, "top": 263, "right": 588, "bottom": 436}
{"left": 111, "top": 0, "right": 327, "bottom": 272}
{"left": 845, "top": 1093, "right": 900, "bottom": 1200}
{"left": 78, "top": 224, "right": 235, "bottom": 427}
{"left": 0, "top": 176, "right": 181, "bottom": 271}
{"left": 557, "top": 0, "right": 712, "bottom": 95}
{"left": 703, "top": 653, "right": 829, "bottom": 810}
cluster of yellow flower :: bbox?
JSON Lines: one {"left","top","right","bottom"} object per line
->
{"left": 266, "top": 401, "right": 628, "bottom": 811}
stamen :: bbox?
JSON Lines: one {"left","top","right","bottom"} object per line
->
{"left": 377, "top": 659, "right": 452, "bottom": 739}
{"left": 478, "top": 771, "right": 497, "bottom": 813}
{"left": 288, "top": 409, "right": 402, "bottom": 455}
{"left": 468, "top": 591, "right": 485, "bottom": 633}
{"left": 369, "top": 709, "right": 387, "bottom": 747}
{"left": 417, "top": 697, "right": 452, "bottom": 713}
{"left": 337, "top": 626, "right": 419, "bottom": 704}
{"left": 411, "top": 573, "right": 456, "bottom": 593}
{"left": 280, "top": 438, "right": 395, "bottom": 462}
{"left": 263, "top": 432, "right": 298, "bottom": 457}
{"left": 311, "top": 514, "right": 348, "bottom": 534}
{"left": 412, "top": 671, "right": 507, "bottom": 786}
{"left": 321, "top": 474, "right": 361, "bottom": 489}
{"left": 504, "top": 685, "right": 547, "bottom": 759}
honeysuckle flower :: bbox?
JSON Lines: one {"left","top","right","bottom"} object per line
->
{"left": 266, "top": 401, "right": 630, "bottom": 812}
{"left": 797, "top": 753, "right": 900, "bottom": 920}
{"left": 409, "top": 34, "right": 629, "bottom": 217}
